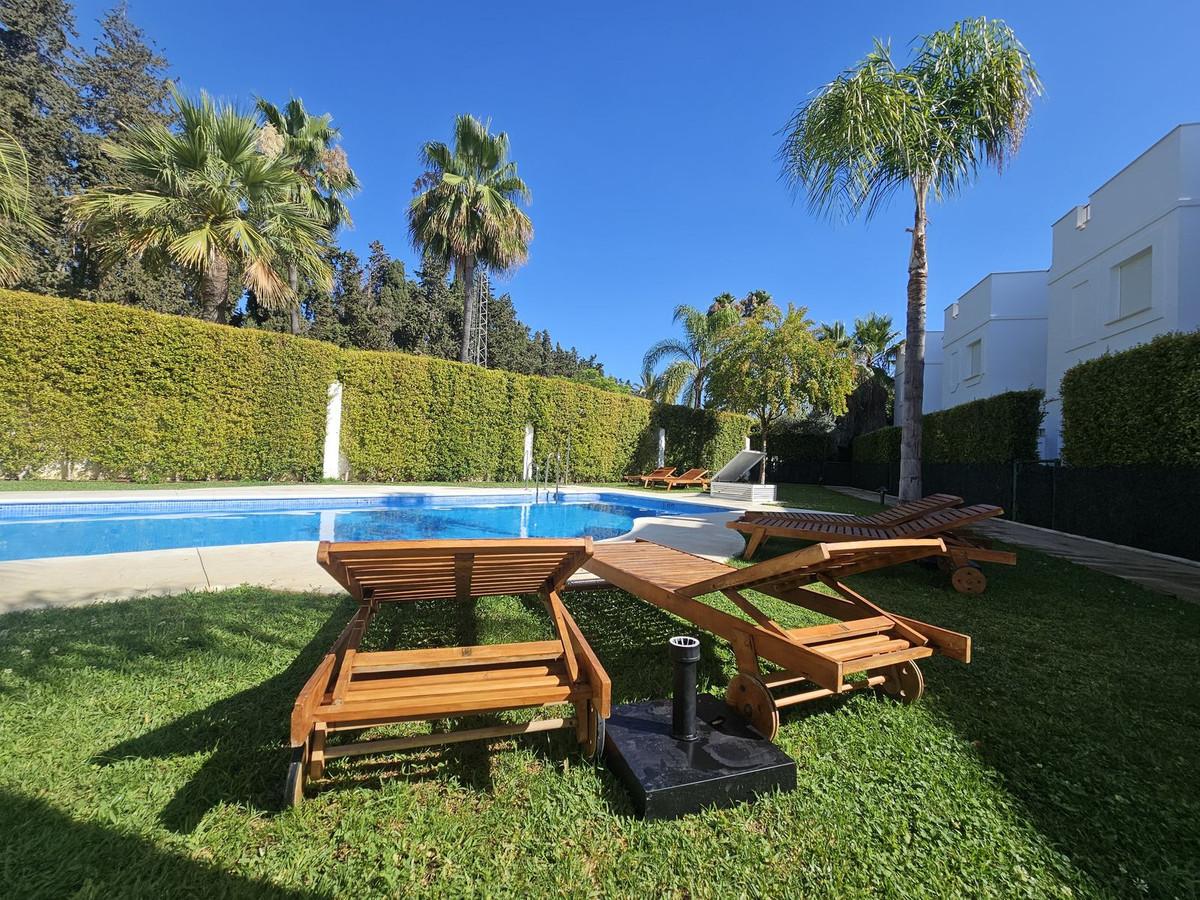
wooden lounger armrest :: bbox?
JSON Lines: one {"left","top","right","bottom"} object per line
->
{"left": 892, "top": 614, "right": 972, "bottom": 663}
{"left": 555, "top": 600, "right": 611, "bottom": 717}
{"left": 291, "top": 654, "right": 336, "bottom": 746}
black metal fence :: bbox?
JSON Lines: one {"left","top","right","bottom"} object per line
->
{"left": 764, "top": 456, "right": 1200, "bottom": 561}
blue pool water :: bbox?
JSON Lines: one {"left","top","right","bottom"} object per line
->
{"left": 0, "top": 492, "right": 728, "bottom": 561}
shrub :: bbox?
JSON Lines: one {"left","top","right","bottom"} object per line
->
{"left": 0, "top": 290, "right": 752, "bottom": 483}
{"left": 853, "top": 390, "right": 1043, "bottom": 465}
{"left": 0, "top": 289, "right": 338, "bottom": 480}
{"left": 1061, "top": 330, "right": 1200, "bottom": 466}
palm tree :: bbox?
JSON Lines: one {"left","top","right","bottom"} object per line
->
{"left": 68, "top": 89, "right": 331, "bottom": 323}
{"left": 779, "top": 17, "right": 1040, "bottom": 499}
{"left": 256, "top": 97, "right": 359, "bottom": 334}
{"left": 0, "top": 129, "right": 47, "bottom": 286}
{"left": 815, "top": 320, "right": 853, "bottom": 353}
{"left": 643, "top": 304, "right": 740, "bottom": 408}
{"left": 636, "top": 362, "right": 663, "bottom": 402}
{"left": 409, "top": 114, "right": 532, "bottom": 363}
{"left": 852, "top": 312, "right": 901, "bottom": 373}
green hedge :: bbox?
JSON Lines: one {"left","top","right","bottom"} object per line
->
{"left": 0, "top": 290, "right": 751, "bottom": 482}
{"left": 751, "top": 430, "right": 833, "bottom": 462}
{"left": 0, "top": 289, "right": 339, "bottom": 480}
{"left": 853, "top": 389, "right": 1044, "bottom": 465}
{"left": 1061, "top": 331, "right": 1200, "bottom": 466}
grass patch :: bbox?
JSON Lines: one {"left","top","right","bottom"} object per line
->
{"left": 1, "top": 488, "right": 1197, "bottom": 896}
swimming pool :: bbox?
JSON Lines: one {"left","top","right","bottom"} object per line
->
{"left": 0, "top": 492, "right": 730, "bottom": 561}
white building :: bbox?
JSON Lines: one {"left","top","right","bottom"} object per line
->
{"left": 941, "top": 271, "right": 1048, "bottom": 410}
{"left": 1041, "top": 123, "right": 1200, "bottom": 457}
{"left": 894, "top": 330, "right": 942, "bottom": 427}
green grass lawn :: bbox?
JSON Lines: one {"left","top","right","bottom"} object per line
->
{"left": 1, "top": 488, "right": 1198, "bottom": 897}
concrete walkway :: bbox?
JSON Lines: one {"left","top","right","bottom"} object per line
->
{"left": 829, "top": 485, "right": 1200, "bottom": 604}
{"left": 0, "top": 486, "right": 752, "bottom": 613}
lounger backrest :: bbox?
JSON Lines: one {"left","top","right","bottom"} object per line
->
{"left": 888, "top": 504, "right": 1003, "bottom": 537}
{"left": 673, "top": 468, "right": 708, "bottom": 480}
{"left": 676, "top": 538, "right": 947, "bottom": 597}
{"left": 318, "top": 538, "right": 593, "bottom": 603}
{"left": 863, "top": 493, "right": 963, "bottom": 526}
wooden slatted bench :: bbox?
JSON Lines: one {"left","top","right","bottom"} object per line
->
{"left": 286, "top": 538, "right": 611, "bottom": 805}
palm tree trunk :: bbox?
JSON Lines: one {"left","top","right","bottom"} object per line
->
{"left": 899, "top": 185, "right": 929, "bottom": 501}
{"left": 199, "top": 254, "right": 230, "bottom": 323}
{"left": 288, "top": 261, "right": 302, "bottom": 335}
{"left": 459, "top": 255, "right": 476, "bottom": 363}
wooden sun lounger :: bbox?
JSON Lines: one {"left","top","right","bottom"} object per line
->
{"left": 742, "top": 493, "right": 963, "bottom": 528}
{"left": 581, "top": 538, "right": 970, "bottom": 739}
{"left": 287, "top": 538, "right": 611, "bottom": 805}
{"left": 623, "top": 466, "right": 675, "bottom": 486}
{"left": 658, "top": 468, "right": 710, "bottom": 490}
{"left": 729, "top": 504, "right": 1016, "bottom": 594}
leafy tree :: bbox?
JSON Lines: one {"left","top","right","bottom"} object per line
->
{"left": 708, "top": 305, "right": 857, "bottom": 482}
{"left": 779, "top": 17, "right": 1040, "bottom": 499}
{"left": 642, "top": 303, "right": 740, "bottom": 408}
{"left": 570, "top": 368, "right": 632, "bottom": 394}
{"left": 0, "top": 0, "right": 81, "bottom": 292}
{"left": 68, "top": 89, "right": 332, "bottom": 323}
{"left": 256, "top": 96, "right": 358, "bottom": 333}
{"left": 71, "top": 3, "right": 192, "bottom": 308}
{"left": 409, "top": 114, "right": 532, "bottom": 362}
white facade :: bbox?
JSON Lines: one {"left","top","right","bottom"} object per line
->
{"left": 941, "top": 271, "right": 1048, "bottom": 411}
{"left": 894, "top": 330, "right": 943, "bottom": 426}
{"left": 1042, "top": 123, "right": 1200, "bottom": 457}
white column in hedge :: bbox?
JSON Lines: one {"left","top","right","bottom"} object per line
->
{"left": 522, "top": 424, "right": 534, "bottom": 481}
{"left": 744, "top": 435, "right": 751, "bottom": 451}
{"left": 657, "top": 428, "right": 666, "bottom": 467}
{"left": 323, "top": 382, "right": 343, "bottom": 480}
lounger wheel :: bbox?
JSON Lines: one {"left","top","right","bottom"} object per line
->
{"left": 878, "top": 661, "right": 925, "bottom": 704}
{"left": 285, "top": 742, "right": 307, "bottom": 808}
{"left": 950, "top": 563, "right": 987, "bottom": 595}
{"left": 725, "top": 673, "right": 780, "bottom": 741}
{"left": 583, "top": 706, "right": 606, "bottom": 765}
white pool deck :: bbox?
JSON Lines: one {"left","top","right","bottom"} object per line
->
{"left": 0, "top": 485, "right": 771, "bottom": 613}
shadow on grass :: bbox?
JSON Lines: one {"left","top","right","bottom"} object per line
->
{"left": 0, "top": 788, "right": 310, "bottom": 898}
{"left": 750, "top": 534, "right": 1200, "bottom": 896}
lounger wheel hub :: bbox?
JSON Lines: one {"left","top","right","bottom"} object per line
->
{"left": 285, "top": 742, "right": 307, "bottom": 807}
{"left": 878, "top": 661, "right": 924, "bottom": 704}
{"left": 725, "top": 673, "right": 780, "bottom": 741}
{"left": 585, "top": 705, "right": 606, "bottom": 765}
{"left": 950, "top": 564, "right": 987, "bottom": 595}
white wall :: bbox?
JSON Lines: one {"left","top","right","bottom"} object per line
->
{"left": 894, "top": 331, "right": 943, "bottom": 426}
{"left": 1042, "top": 123, "right": 1200, "bottom": 457}
{"left": 941, "top": 271, "right": 1048, "bottom": 411}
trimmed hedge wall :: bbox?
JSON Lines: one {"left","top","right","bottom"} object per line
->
{"left": 0, "top": 290, "right": 750, "bottom": 483}
{"left": 853, "top": 389, "right": 1044, "bottom": 465}
{"left": 0, "top": 289, "right": 339, "bottom": 480}
{"left": 1061, "top": 330, "right": 1200, "bottom": 466}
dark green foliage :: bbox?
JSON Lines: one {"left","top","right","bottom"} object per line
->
{"left": 1061, "top": 330, "right": 1200, "bottom": 465}
{"left": 853, "top": 390, "right": 1043, "bottom": 464}
{"left": 753, "top": 429, "right": 832, "bottom": 462}
{"left": 0, "top": 289, "right": 749, "bottom": 482}
{"left": 339, "top": 351, "right": 748, "bottom": 482}
{"left": 0, "top": 289, "right": 339, "bottom": 479}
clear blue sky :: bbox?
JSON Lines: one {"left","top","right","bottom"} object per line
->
{"left": 73, "top": 0, "right": 1200, "bottom": 380}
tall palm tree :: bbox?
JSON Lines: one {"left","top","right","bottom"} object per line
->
{"left": 643, "top": 304, "right": 740, "bottom": 408}
{"left": 256, "top": 97, "right": 359, "bottom": 334}
{"left": 636, "top": 362, "right": 663, "bottom": 402}
{"left": 0, "top": 128, "right": 47, "bottom": 286}
{"left": 780, "top": 17, "right": 1040, "bottom": 498}
{"left": 409, "top": 114, "right": 532, "bottom": 363}
{"left": 815, "top": 320, "right": 852, "bottom": 353}
{"left": 68, "top": 89, "right": 331, "bottom": 323}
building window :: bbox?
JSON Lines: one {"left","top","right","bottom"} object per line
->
{"left": 967, "top": 340, "right": 982, "bottom": 378}
{"left": 1117, "top": 249, "right": 1152, "bottom": 318}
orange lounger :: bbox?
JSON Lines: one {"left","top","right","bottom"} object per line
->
{"left": 623, "top": 466, "right": 676, "bottom": 486}
{"left": 658, "top": 468, "right": 710, "bottom": 490}
{"left": 287, "top": 538, "right": 611, "bottom": 805}
{"left": 729, "top": 504, "right": 1015, "bottom": 594}
{"left": 581, "top": 538, "right": 970, "bottom": 739}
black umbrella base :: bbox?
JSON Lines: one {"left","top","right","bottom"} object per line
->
{"left": 603, "top": 694, "right": 796, "bottom": 820}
